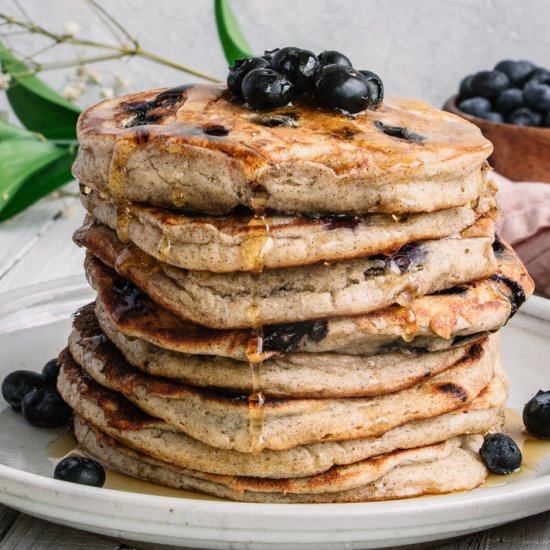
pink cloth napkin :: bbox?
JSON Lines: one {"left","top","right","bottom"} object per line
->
{"left": 493, "top": 172, "right": 550, "bottom": 297}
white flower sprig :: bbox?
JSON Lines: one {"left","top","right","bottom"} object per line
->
{"left": 0, "top": 72, "right": 12, "bottom": 90}
{"left": 0, "top": 0, "right": 220, "bottom": 95}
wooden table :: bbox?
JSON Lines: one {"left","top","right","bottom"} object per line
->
{"left": 0, "top": 191, "right": 548, "bottom": 549}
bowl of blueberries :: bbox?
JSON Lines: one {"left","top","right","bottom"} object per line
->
{"left": 444, "top": 59, "right": 550, "bottom": 183}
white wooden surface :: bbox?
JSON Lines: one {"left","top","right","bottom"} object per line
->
{"left": 0, "top": 190, "right": 548, "bottom": 549}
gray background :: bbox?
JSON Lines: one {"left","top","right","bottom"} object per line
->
{"left": 1, "top": 0, "right": 549, "bottom": 114}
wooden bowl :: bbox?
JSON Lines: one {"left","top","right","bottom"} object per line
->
{"left": 443, "top": 95, "right": 550, "bottom": 182}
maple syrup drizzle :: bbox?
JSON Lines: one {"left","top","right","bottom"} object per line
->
{"left": 115, "top": 203, "right": 133, "bottom": 244}
{"left": 397, "top": 306, "right": 418, "bottom": 342}
{"left": 157, "top": 235, "right": 172, "bottom": 262}
{"left": 241, "top": 203, "right": 273, "bottom": 453}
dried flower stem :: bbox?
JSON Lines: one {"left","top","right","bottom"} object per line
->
{"left": 0, "top": 12, "right": 221, "bottom": 83}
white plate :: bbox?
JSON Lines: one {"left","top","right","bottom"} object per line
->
{"left": 0, "top": 275, "right": 549, "bottom": 550}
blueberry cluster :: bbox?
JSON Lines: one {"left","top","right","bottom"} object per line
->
{"left": 227, "top": 47, "right": 383, "bottom": 114}
{"left": 1, "top": 358, "right": 72, "bottom": 428}
{"left": 457, "top": 60, "right": 550, "bottom": 127}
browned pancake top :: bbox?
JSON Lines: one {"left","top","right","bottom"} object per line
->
{"left": 77, "top": 84, "right": 492, "bottom": 180}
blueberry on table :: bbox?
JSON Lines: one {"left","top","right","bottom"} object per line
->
{"left": 458, "top": 97, "right": 492, "bottom": 117}
{"left": 507, "top": 106, "right": 542, "bottom": 127}
{"left": 317, "top": 50, "right": 352, "bottom": 69}
{"left": 41, "top": 358, "right": 60, "bottom": 387}
{"left": 54, "top": 456, "right": 106, "bottom": 487}
{"left": 494, "top": 59, "right": 536, "bottom": 86}
{"left": 543, "top": 111, "right": 550, "bottom": 128}
{"left": 21, "top": 388, "right": 72, "bottom": 427}
{"left": 227, "top": 57, "right": 270, "bottom": 98}
{"left": 524, "top": 83, "right": 550, "bottom": 112}
{"left": 480, "top": 433, "right": 522, "bottom": 474}
{"left": 458, "top": 74, "right": 476, "bottom": 100}
{"left": 470, "top": 70, "right": 510, "bottom": 99}
{"left": 523, "top": 390, "right": 550, "bottom": 439}
{"left": 495, "top": 88, "right": 524, "bottom": 115}
{"left": 314, "top": 65, "right": 372, "bottom": 114}
{"left": 271, "top": 47, "right": 319, "bottom": 93}
{"left": 2, "top": 370, "right": 45, "bottom": 411}
{"left": 359, "top": 70, "right": 384, "bottom": 106}
{"left": 242, "top": 68, "right": 295, "bottom": 110}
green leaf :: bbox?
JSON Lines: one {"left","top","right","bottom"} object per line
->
{"left": 0, "top": 43, "right": 81, "bottom": 138}
{"left": 0, "top": 118, "right": 41, "bottom": 141}
{"left": 214, "top": 0, "right": 253, "bottom": 67}
{"left": 0, "top": 140, "right": 67, "bottom": 216}
{"left": 0, "top": 148, "right": 76, "bottom": 221}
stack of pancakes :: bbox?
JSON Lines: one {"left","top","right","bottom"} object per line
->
{"left": 57, "top": 84, "right": 534, "bottom": 502}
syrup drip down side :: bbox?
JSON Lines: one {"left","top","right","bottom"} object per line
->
{"left": 241, "top": 208, "right": 273, "bottom": 453}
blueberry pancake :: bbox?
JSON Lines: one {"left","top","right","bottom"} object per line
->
{"left": 83, "top": 237, "right": 532, "bottom": 360}
{"left": 75, "top": 418, "right": 488, "bottom": 503}
{"left": 73, "top": 85, "right": 492, "bottom": 216}
{"left": 75, "top": 218, "right": 497, "bottom": 329}
{"left": 58, "top": 347, "right": 506, "bottom": 479}
{"left": 72, "top": 303, "right": 476, "bottom": 399}
{"left": 66, "top": 310, "right": 498, "bottom": 453}
{"left": 80, "top": 183, "right": 497, "bottom": 272}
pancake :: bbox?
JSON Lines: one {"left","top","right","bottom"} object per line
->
{"left": 84, "top": 237, "right": 530, "bottom": 360}
{"left": 76, "top": 219, "right": 497, "bottom": 329}
{"left": 65, "top": 318, "right": 498, "bottom": 452}
{"left": 86, "top": 303, "right": 477, "bottom": 398}
{"left": 72, "top": 85, "right": 492, "bottom": 216}
{"left": 80, "top": 303, "right": 478, "bottom": 398}
{"left": 80, "top": 184, "right": 497, "bottom": 272}
{"left": 58, "top": 351, "right": 506, "bottom": 478}
{"left": 75, "top": 418, "right": 487, "bottom": 502}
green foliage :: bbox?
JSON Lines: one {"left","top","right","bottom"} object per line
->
{"left": 214, "top": 0, "right": 253, "bottom": 67}
{"left": 0, "top": 45, "right": 79, "bottom": 221}
{"left": 0, "top": 44, "right": 80, "bottom": 138}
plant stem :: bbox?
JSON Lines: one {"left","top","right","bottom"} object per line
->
{"left": 0, "top": 13, "right": 222, "bottom": 82}
{"left": 138, "top": 49, "right": 222, "bottom": 82}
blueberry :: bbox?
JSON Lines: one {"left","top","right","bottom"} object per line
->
{"left": 523, "top": 390, "right": 550, "bottom": 439}
{"left": 458, "top": 97, "right": 492, "bottom": 117}
{"left": 358, "top": 70, "right": 384, "bottom": 106}
{"left": 495, "top": 88, "right": 524, "bottom": 115}
{"left": 543, "top": 111, "right": 550, "bottom": 128}
{"left": 507, "top": 106, "right": 542, "bottom": 127}
{"left": 262, "top": 48, "right": 280, "bottom": 63}
{"left": 317, "top": 50, "right": 352, "bottom": 69}
{"left": 227, "top": 57, "right": 270, "bottom": 98}
{"left": 525, "top": 68, "right": 550, "bottom": 86}
{"left": 241, "top": 68, "right": 295, "bottom": 110}
{"left": 470, "top": 70, "right": 510, "bottom": 99}
{"left": 458, "top": 74, "right": 476, "bottom": 100}
{"left": 2, "top": 370, "right": 46, "bottom": 411}
{"left": 524, "top": 82, "right": 550, "bottom": 112}
{"left": 270, "top": 47, "right": 319, "bottom": 93}
{"left": 21, "top": 388, "right": 72, "bottom": 428}
{"left": 479, "top": 433, "right": 522, "bottom": 474}
{"left": 54, "top": 456, "right": 105, "bottom": 487}
{"left": 41, "top": 358, "right": 60, "bottom": 387}
{"left": 494, "top": 60, "right": 536, "bottom": 86}
{"left": 314, "top": 65, "right": 371, "bottom": 114}
{"left": 480, "top": 111, "right": 504, "bottom": 123}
